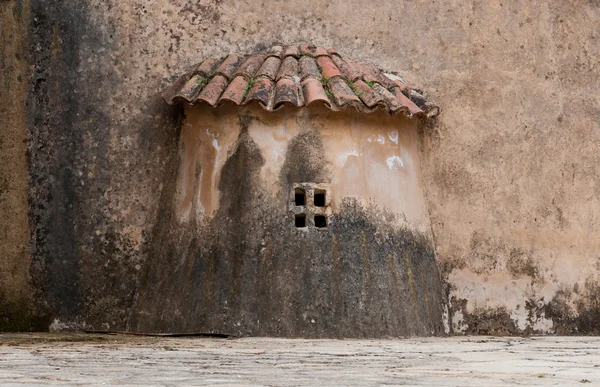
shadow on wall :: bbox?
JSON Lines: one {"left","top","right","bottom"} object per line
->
{"left": 129, "top": 113, "right": 445, "bottom": 338}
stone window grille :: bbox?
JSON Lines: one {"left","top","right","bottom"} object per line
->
{"left": 291, "top": 183, "right": 331, "bottom": 229}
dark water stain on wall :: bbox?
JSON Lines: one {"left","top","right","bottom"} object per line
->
{"left": 450, "top": 297, "right": 519, "bottom": 336}
{"left": 21, "top": 0, "right": 180, "bottom": 330}
{"left": 130, "top": 115, "right": 445, "bottom": 337}
{"left": 541, "top": 280, "right": 600, "bottom": 335}
{"left": 450, "top": 278, "right": 600, "bottom": 335}
{"left": 281, "top": 127, "right": 331, "bottom": 186}
{"left": 25, "top": 0, "right": 91, "bottom": 324}
{"left": 0, "top": 0, "right": 46, "bottom": 331}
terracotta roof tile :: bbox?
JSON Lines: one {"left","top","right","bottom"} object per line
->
{"left": 274, "top": 78, "right": 301, "bottom": 109}
{"left": 256, "top": 56, "right": 281, "bottom": 80}
{"left": 388, "top": 76, "right": 411, "bottom": 92}
{"left": 246, "top": 77, "right": 274, "bottom": 107}
{"left": 331, "top": 55, "right": 360, "bottom": 82}
{"left": 162, "top": 73, "right": 192, "bottom": 104}
{"left": 176, "top": 75, "right": 203, "bottom": 102}
{"left": 328, "top": 77, "right": 361, "bottom": 107}
{"left": 194, "top": 57, "right": 221, "bottom": 77}
{"left": 317, "top": 56, "right": 342, "bottom": 79}
{"left": 277, "top": 56, "right": 298, "bottom": 81}
{"left": 359, "top": 62, "right": 397, "bottom": 89}
{"left": 163, "top": 43, "right": 439, "bottom": 117}
{"left": 283, "top": 45, "right": 299, "bottom": 58}
{"left": 353, "top": 79, "right": 385, "bottom": 108}
{"left": 314, "top": 46, "right": 329, "bottom": 57}
{"left": 299, "top": 44, "right": 317, "bottom": 57}
{"left": 198, "top": 75, "right": 228, "bottom": 105}
{"left": 267, "top": 45, "right": 284, "bottom": 58}
{"left": 219, "top": 75, "right": 249, "bottom": 105}
{"left": 215, "top": 54, "right": 243, "bottom": 79}
{"left": 391, "top": 87, "right": 423, "bottom": 115}
{"left": 372, "top": 83, "right": 404, "bottom": 113}
{"left": 298, "top": 56, "right": 320, "bottom": 80}
{"left": 234, "top": 53, "right": 266, "bottom": 78}
{"left": 302, "top": 78, "right": 331, "bottom": 107}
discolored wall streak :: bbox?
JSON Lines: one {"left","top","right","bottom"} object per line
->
{"left": 130, "top": 105, "right": 444, "bottom": 337}
{"left": 0, "top": 0, "right": 47, "bottom": 331}
{"left": 0, "top": 0, "right": 599, "bottom": 334}
{"left": 2, "top": 0, "right": 180, "bottom": 331}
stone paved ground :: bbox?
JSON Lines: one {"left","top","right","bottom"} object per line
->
{"left": 0, "top": 334, "right": 599, "bottom": 386}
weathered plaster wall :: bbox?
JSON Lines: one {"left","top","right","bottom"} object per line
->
{"left": 176, "top": 105, "right": 430, "bottom": 233}
{"left": 131, "top": 105, "right": 444, "bottom": 337}
{"left": 0, "top": 0, "right": 599, "bottom": 334}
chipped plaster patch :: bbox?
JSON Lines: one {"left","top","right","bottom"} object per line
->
{"left": 510, "top": 307, "right": 529, "bottom": 331}
{"left": 442, "top": 303, "right": 451, "bottom": 334}
{"left": 205, "top": 129, "right": 222, "bottom": 152}
{"left": 448, "top": 268, "right": 561, "bottom": 333}
{"left": 452, "top": 309, "right": 467, "bottom": 333}
{"left": 366, "top": 134, "right": 385, "bottom": 144}
{"left": 212, "top": 138, "right": 221, "bottom": 151}
{"left": 339, "top": 148, "right": 359, "bottom": 165}
{"left": 533, "top": 313, "right": 554, "bottom": 332}
{"left": 388, "top": 130, "right": 399, "bottom": 144}
{"left": 386, "top": 155, "right": 404, "bottom": 169}
{"left": 49, "top": 319, "right": 83, "bottom": 332}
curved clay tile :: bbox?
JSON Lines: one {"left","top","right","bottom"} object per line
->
{"left": 234, "top": 54, "right": 266, "bottom": 78}
{"left": 197, "top": 75, "right": 228, "bottom": 106}
{"left": 274, "top": 78, "right": 300, "bottom": 109}
{"left": 219, "top": 75, "right": 249, "bottom": 105}
{"left": 372, "top": 83, "right": 404, "bottom": 113}
{"left": 214, "top": 54, "right": 243, "bottom": 79}
{"left": 162, "top": 43, "right": 438, "bottom": 117}
{"left": 245, "top": 77, "right": 274, "bottom": 107}
{"left": 314, "top": 46, "right": 329, "bottom": 57}
{"left": 176, "top": 75, "right": 203, "bottom": 102}
{"left": 299, "top": 44, "right": 316, "bottom": 57}
{"left": 256, "top": 56, "right": 281, "bottom": 80}
{"left": 162, "top": 73, "right": 196, "bottom": 104}
{"left": 298, "top": 57, "right": 320, "bottom": 81}
{"left": 302, "top": 78, "right": 331, "bottom": 107}
{"left": 360, "top": 62, "right": 397, "bottom": 89}
{"left": 391, "top": 87, "right": 423, "bottom": 116}
{"left": 276, "top": 56, "right": 298, "bottom": 81}
{"left": 267, "top": 45, "right": 284, "bottom": 58}
{"left": 283, "top": 45, "right": 299, "bottom": 58}
{"left": 353, "top": 79, "right": 386, "bottom": 108}
{"left": 330, "top": 55, "right": 361, "bottom": 82}
{"left": 317, "top": 56, "right": 342, "bottom": 79}
{"left": 328, "top": 77, "right": 361, "bottom": 107}
{"left": 194, "top": 57, "right": 221, "bottom": 77}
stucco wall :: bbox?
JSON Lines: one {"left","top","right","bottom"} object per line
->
{"left": 177, "top": 105, "right": 430, "bottom": 233}
{"left": 129, "top": 105, "right": 443, "bottom": 337}
{"left": 0, "top": 0, "right": 599, "bottom": 333}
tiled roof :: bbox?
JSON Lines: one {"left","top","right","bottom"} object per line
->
{"left": 162, "top": 44, "right": 439, "bottom": 118}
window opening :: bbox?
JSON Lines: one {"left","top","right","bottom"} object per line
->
{"left": 295, "top": 214, "right": 307, "bottom": 228}
{"left": 314, "top": 189, "right": 326, "bottom": 207}
{"left": 295, "top": 188, "right": 306, "bottom": 206}
{"left": 314, "top": 215, "right": 327, "bottom": 228}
